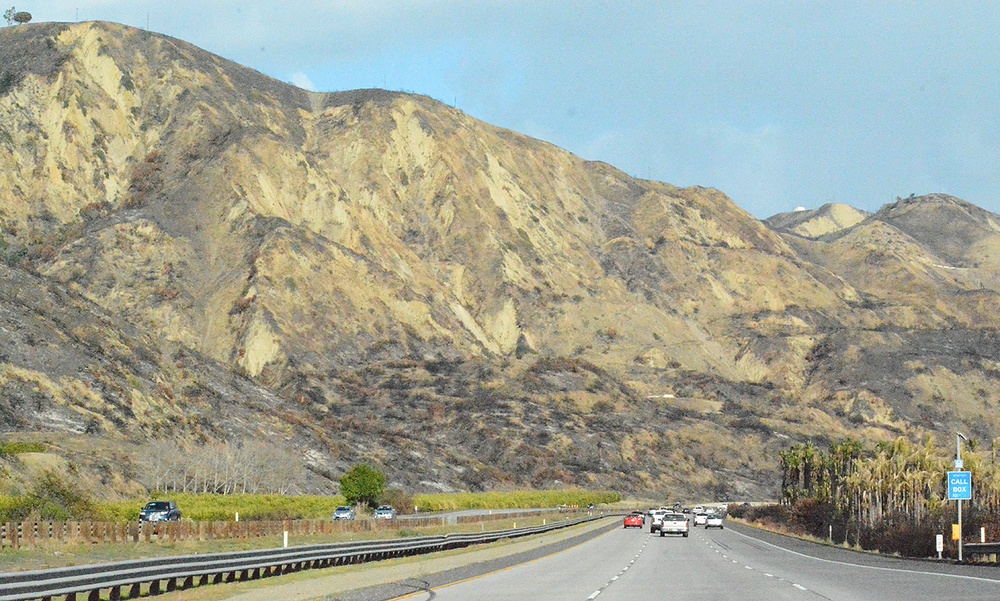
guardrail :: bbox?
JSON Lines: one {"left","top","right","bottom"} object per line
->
{"left": 0, "top": 514, "right": 613, "bottom": 601}
{"left": 962, "top": 542, "right": 1000, "bottom": 562}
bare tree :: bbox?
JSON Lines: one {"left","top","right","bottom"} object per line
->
{"left": 139, "top": 439, "right": 307, "bottom": 495}
{"left": 3, "top": 7, "right": 14, "bottom": 25}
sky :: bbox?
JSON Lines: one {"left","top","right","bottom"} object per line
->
{"left": 15, "top": 1, "right": 1000, "bottom": 218}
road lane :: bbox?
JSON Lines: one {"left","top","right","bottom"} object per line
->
{"left": 701, "top": 523, "right": 1000, "bottom": 600}
{"left": 596, "top": 528, "right": 814, "bottom": 601}
{"left": 393, "top": 521, "right": 1000, "bottom": 601}
{"left": 396, "top": 524, "right": 651, "bottom": 600}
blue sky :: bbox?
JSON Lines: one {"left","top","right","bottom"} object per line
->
{"left": 20, "top": 1, "right": 1000, "bottom": 218}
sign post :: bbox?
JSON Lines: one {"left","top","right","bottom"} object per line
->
{"left": 936, "top": 533, "right": 944, "bottom": 559}
{"left": 951, "top": 433, "right": 972, "bottom": 561}
{"left": 948, "top": 471, "right": 971, "bottom": 561}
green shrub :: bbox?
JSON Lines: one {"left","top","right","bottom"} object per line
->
{"left": 0, "top": 473, "right": 95, "bottom": 521}
{"left": 0, "top": 442, "right": 47, "bottom": 456}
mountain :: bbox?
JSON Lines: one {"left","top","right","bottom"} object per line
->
{"left": 764, "top": 203, "right": 869, "bottom": 239}
{"left": 3, "top": 21, "right": 1000, "bottom": 501}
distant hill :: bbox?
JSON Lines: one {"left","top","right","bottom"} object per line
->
{"left": 764, "top": 203, "right": 869, "bottom": 239}
{"left": 4, "top": 21, "right": 1000, "bottom": 501}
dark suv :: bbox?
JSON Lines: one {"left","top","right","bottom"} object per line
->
{"left": 139, "top": 500, "right": 181, "bottom": 522}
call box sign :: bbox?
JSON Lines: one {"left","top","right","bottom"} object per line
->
{"left": 948, "top": 471, "right": 972, "bottom": 500}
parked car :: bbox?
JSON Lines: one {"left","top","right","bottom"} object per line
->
{"left": 624, "top": 513, "right": 644, "bottom": 528}
{"left": 373, "top": 505, "right": 397, "bottom": 520}
{"left": 332, "top": 506, "right": 356, "bottom": 520}
{"left": 705, "top": 514, "right": 724, "bottom": 529}
{"left": 139, "top": 500, "right": 181, "bottom": 522}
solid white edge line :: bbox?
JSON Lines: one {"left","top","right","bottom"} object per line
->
{"left": 728, "top": 526, "right": 1000, "bottom": 584}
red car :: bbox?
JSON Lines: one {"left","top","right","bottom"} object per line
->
{"left": 624, "top": 513, "right": 644, "bottom": 528}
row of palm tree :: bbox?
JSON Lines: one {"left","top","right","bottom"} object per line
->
{"left": 780, "top": 436, "right": 1000, "bottom": 528}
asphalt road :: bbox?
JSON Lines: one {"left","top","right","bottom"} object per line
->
{"left": 394, "top": 522, "right": 1000, "bottom": 601}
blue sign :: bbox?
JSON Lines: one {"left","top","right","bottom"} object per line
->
{"left": 948, "top": 471, "right": 972, "bottom": 500}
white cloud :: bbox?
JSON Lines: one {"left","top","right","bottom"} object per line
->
{"left": 290, "top": 72, "right": 316, "bottom": 92}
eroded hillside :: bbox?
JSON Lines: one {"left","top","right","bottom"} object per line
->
{"left": 4, "top": 22, "right": 1000, "bottom": 500}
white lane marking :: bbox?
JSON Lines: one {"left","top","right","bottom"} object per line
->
{"left": 587, "top": 592, "right": 601, "bottom": 600}
{"left": 727, "top": 526, "right": 1000, "bottom": 584}
{"left": 793, "top": 584, "right": 808, "bottom": 591}
{"left": 764, "top": 573, "right": 774, "bottom": 578}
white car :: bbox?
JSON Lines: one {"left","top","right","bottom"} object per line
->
{"left": 693, "top": 512, "right": 708, "bottom": 526}
{"left": 657, "top": 512, "right": 689, "bottom": 537}
{"left": 705, "top": 514, "right": 724, "bottom": 529}
{"left": 648, "top": 510, "right": 667, "bottom": 533}
{"left": 332, "top": 506, "right": 356, "bottom": 520}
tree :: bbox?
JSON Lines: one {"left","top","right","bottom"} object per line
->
{"left": 12, "top": 10, "right": 29, "bottom": 24}
{"left": 339, "top": 463, "right": 387, "bottom": 509}
{"left": 3, "top": 7, "right": 14, "bottom": 25}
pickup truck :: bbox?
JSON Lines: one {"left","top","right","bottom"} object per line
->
{"left": 653, "top": 512, "right": 689, "bottom": 537}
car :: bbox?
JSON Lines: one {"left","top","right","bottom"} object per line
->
{"left": 693, "top": 512, "right": 708, "bottom": 526}
{"left": 648, "top": 509, "right": 667, "bottom": 533}
{"left": 705, "top": 514, "right": 724, "bottom": 529}
{"left": 139, "top": 500, "right": 181, "bottom": 522}
{"left": 657, "top": 512, "right": 689, "bottom": 537}
{"left": 624, "top": 513, "right": 644, "bottom": 528}
{"left": 332, "top": 506, "right": 356, "bottom": 520}
{"left": 373, "top": 505, "right": 396, "bottom": 519}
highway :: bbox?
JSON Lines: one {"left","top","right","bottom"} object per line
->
{"left": 392, "top": 522, "right": 1000, "bottom": 600}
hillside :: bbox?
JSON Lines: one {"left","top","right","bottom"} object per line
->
{"left": 764, "top": 203, "right": 869, "bottom": 239}
{"left": 3, "top": 21, "right": 1000, "bottom": 501}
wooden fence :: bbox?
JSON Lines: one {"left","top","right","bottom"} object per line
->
{"left": 0, "top": 510, "right": 580, "bottom": 550}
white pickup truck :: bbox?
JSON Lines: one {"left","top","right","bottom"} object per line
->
{"left": 651, "top": 512, "right": 689, "bottom": 537}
